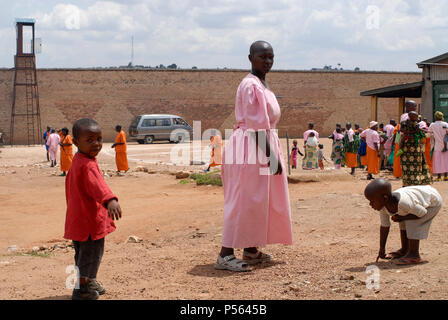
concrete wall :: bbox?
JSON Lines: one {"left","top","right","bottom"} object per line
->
{"left": 0, "top": 68, "right": 422, "bottom": 144}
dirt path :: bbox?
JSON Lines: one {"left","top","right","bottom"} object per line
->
{"left": 0, "top": 141, "right": 447, "bottom": 300}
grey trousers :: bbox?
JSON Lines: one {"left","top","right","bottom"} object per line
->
{"left": 73, "top": 236, "right": 104, "bottom": 279}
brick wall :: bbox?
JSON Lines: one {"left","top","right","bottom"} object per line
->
{"left": 0, "top": 68, "right": 421, "bottom": 144}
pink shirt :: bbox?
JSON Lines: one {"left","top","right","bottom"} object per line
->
{"left": 46, "top": 133, "right": 60, "bottom": 151}
{"left": 384, "top": 124, "right": 395, "bottom": 137}
{"left": 334, "top": 132, "right": 344, "bottom": 141}
{"left": 400, "top": 113, "right": 409, "bottom": 122}
{"left": 419, "top": 121, "right": 428, "bottom": 130}
{"left": 428, "top": 121, "right": 448, "bottom": 152}
{"left": 304, "top": 129, "right": 319, "bottom": 142}
{"left": 360, "top": 128, "right": 380, "bottom": 150}
{"left": 346, "top": 128, "right": 355, "bottom": 142}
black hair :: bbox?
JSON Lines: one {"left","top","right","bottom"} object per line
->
{"left": 72, "top": 118, "right": 100, "bottom": 139}
{"left": 319, "top": 144, "right": 324, "bottom": 149}
{"left": 249, "top": 40, "right": 272, "bottom": 56}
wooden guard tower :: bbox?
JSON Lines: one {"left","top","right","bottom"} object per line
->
{"left": 10, "top": 18, "right": 42, "bottom": 145}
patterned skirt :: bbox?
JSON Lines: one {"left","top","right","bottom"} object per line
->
{"left": 331, "top": 140, "right": 344, "bottom": 168}
{"left": 400, "top": 140, "right": 432, "bottom": 186}
{"left": 302, "top": 145, "right": 319, "bottom": 170}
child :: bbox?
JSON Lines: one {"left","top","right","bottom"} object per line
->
{"left": 364, "top": 178, "right": 442, "bottom": 265}
{"left": 65, "top": 118, "right": 122, "bottom": 300}
{"left": 290, "top": 139, "right": 303, "bottom": 169}
{"left": 205, "top": 134, "right": 223, "bottom": 172}
{"left": 306, "top": 132, "right": 318, "bottom": 147}
{"left": 318, "top": 144, "right": 326, "bottom": 170}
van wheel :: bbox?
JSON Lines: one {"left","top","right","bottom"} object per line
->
{"left": 175, "top": 134, "right": 184, "bottom": 143}
{"left": 144, "top": 136, "right": 154, "bottom": 144}
{"left": 137, "top": 140, "right": 144, "bottom": 144}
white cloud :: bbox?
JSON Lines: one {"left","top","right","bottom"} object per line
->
{"left": 0, "top": 0, "right": 447, "bottom": 70}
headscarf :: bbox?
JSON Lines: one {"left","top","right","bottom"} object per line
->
{"left": 435, "top": 111, "right": 444, "bottom": 121}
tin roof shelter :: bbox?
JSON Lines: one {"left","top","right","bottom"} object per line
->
{"left": 360, "top": 52, "right": 448, "bottom": 122}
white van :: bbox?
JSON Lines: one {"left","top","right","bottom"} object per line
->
{"left": 128, "top": 114, "right": 193, "bottom": 144}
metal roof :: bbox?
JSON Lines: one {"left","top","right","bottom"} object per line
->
{"left": 417, "top": 52, "right": 448, "bottom": 67}
{"left": 15, "top": 18, "right": 35, "bottom": 24}
{"left": 360, "top": 81, "right": 423, "bottom": 98}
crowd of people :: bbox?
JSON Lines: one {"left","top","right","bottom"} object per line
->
{"left": 293, "top": 100, "right": 448, "bottom": 186}
{"left": 42, "top": 125, "right": 129, "bottom": 176}
{"left": 35, "top": 40, "right": 446, "bottom": 299}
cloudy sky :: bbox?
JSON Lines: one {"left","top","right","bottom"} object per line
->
{"left": 0, "top": 0, "right": 447, "bottom": 71}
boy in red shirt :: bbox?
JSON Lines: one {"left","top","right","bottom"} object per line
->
{"left": 65, "top": 118, "right": 122, "bottom": 300}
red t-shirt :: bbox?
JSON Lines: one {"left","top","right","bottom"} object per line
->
{"left": 64, "top": 152, "right": 117, "bottom": 241}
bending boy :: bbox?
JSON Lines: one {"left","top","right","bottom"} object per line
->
{"left": 364, "top": 178, "right": 442, "bottom": 265}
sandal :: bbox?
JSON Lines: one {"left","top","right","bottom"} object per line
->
{"left": 385, "top": 251, "right": 406, "bottom": 259}
{"left": 214, "top": 254, "right": 250, "bottom": 272}
{"left": 395, "top": 257, "right": 426, "bottom": 265}
{"left": 242, "top": 251, "right": 272, "bottom": 265}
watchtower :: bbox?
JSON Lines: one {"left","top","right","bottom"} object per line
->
{"left": 10, "top": 18, "right": 42, "bottom": 145}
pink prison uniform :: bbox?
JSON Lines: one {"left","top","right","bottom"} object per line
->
{"left": 64, "top": 152, "right": 117, "bottom": 241}
{"left": 383, "top": 124, "right": 395, "bottom": 155}
{"left": 304, "top": 129, "right": 319, "bottom": 142}
{"left": 359, "top": 128, "right": 380, "bottom": 151}
{"left": 221, "top": 73, "right": 293, "bottom": 249}
{"left": 428, "top": 120, "right": 448, "bottom": 174}
{"left": 46, "top": 133, "right": 60, "bottom": 161}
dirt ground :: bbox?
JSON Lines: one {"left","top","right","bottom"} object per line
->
{"left": 0, "top": 138, "right": 447, "bottom": 300}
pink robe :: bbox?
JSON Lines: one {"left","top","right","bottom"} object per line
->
{"left": 221, "top": 74, "right": 293, "bottom": 249}
{"left": 46, "top": 133, "right": 60, "bottom": 161}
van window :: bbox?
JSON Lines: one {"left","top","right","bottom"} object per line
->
{"left": 156, "top": 119, "right": 171, "bottom": 126}
{"left": 141, "top": 119, "right": 156, "bottom": 127}
{"left": 130, "top": 116, "right": 141, "bottom": 128}
{"left": 174, "top": 118, "right": 187, "bottom": 126}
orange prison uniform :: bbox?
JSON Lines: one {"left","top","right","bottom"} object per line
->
{"left": 424, "top": 137, "right": 433, "bottom": 175}
{"left": 392, "top": 125, "right": 402, "bottom": 178}
{"left": 366, "top": 147, "right": 379, "bottom": 174}
{"left": 209, "top": 136, "right": 223, "bottom": 167}
{"left": 114, "top": 131, "right": 129, "bottom": 171}
{"left": 60, "top": 134, "right": 74, "bottom": 172}
{"left": 346, "top": 152, "right": 358, "bottom": 168}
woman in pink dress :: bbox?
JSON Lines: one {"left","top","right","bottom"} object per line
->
{"left": 215, "top": 41, "right": 293, "bottom": 272}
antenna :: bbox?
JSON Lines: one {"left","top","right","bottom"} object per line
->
{"left": 131, "top": 35, "right": 134, "bottom": 67}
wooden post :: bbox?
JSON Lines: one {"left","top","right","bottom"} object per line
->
{"left": 370, "top": 96, "right": 378, "bottom": 121}
{"left": 398, "top": 97, "right": 405, "bottom": 119}
{"left": 286, "top": 131, "right": 291, "bottom": 175}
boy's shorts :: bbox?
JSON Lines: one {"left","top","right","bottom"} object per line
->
{"left": 404, "top": 204, "right": 441, "bottom": 240}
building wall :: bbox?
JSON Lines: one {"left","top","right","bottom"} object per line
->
{"left": 0, "top": 68, "right": 422, "bottom": 144}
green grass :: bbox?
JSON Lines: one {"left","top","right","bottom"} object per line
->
{"left": 15, "top": 250, "right": 52, "bottom": 258}
{"left": 189, "top": 170, "right": 222, "bottom": 186}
